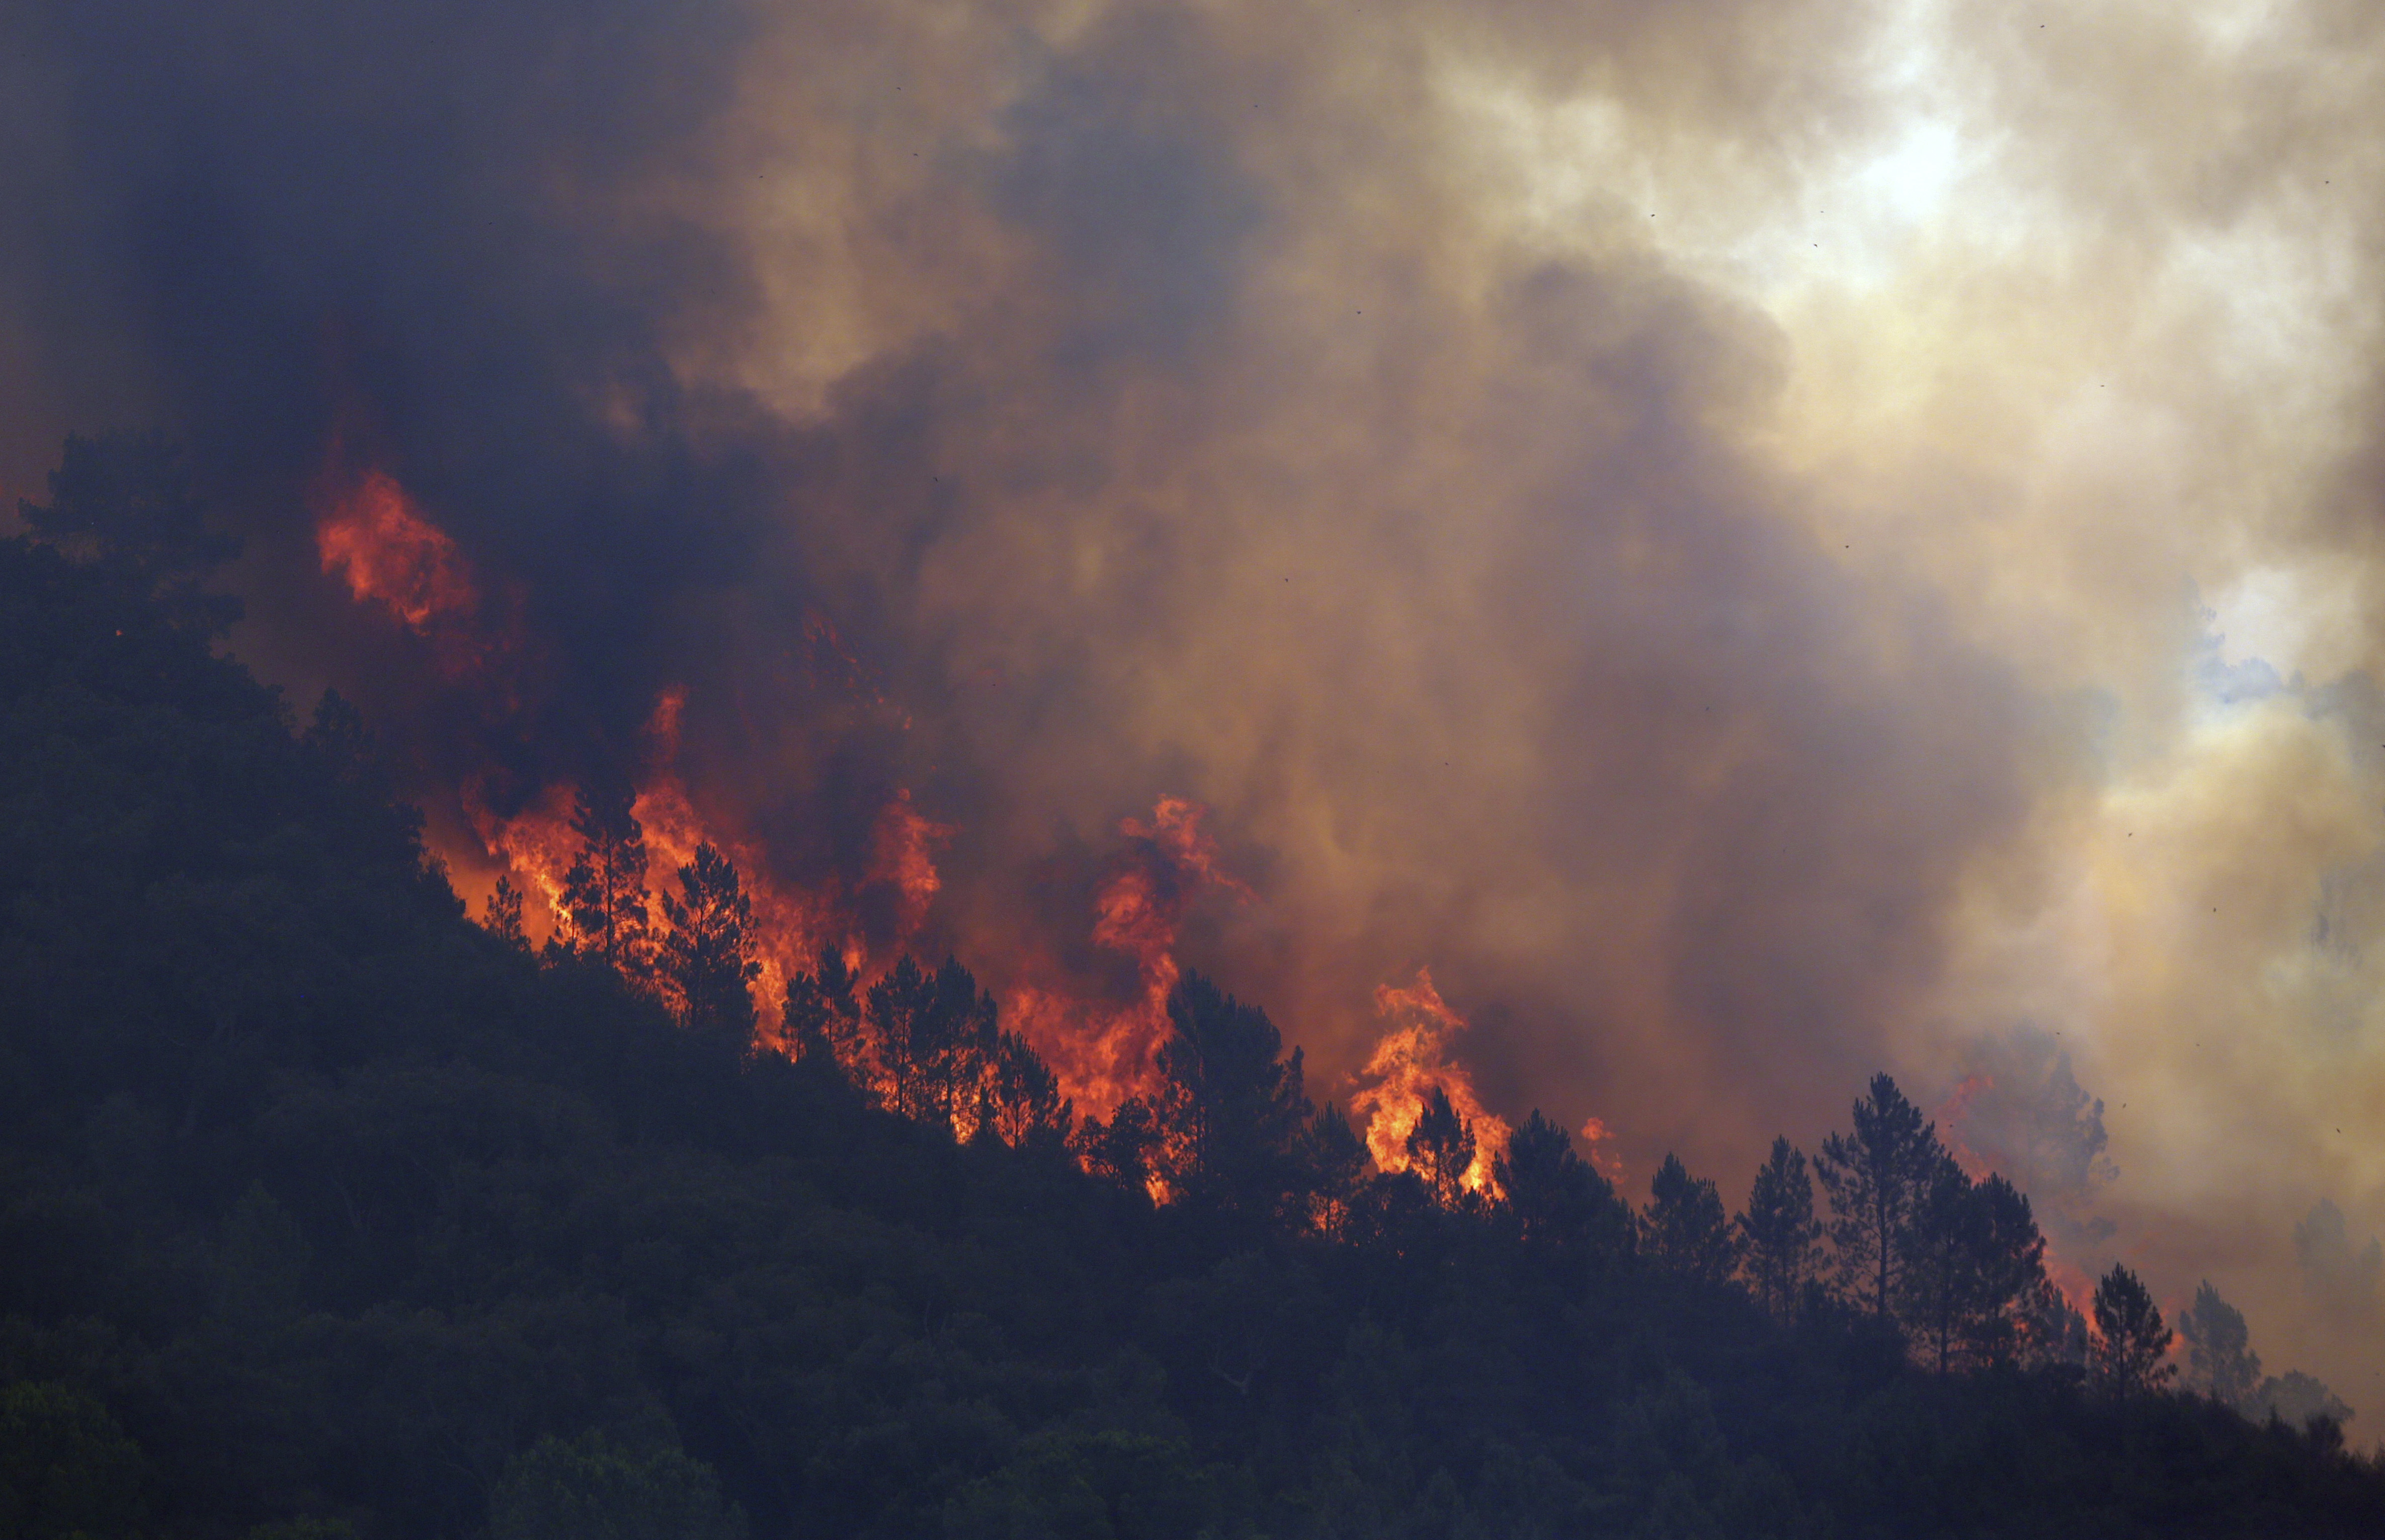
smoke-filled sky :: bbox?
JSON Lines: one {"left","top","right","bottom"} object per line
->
{"left": 9, "top": 0, "right": 2385, "bottom": 1401}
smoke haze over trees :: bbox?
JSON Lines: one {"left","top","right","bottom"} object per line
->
{"left": 13, "top": 0, "right": 2385, "bottom": 1405}
{"left": 5, "top": 471, "right": 2384, "bottom": 1534}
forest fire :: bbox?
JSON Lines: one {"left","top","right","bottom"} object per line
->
{"left": 460, "top": 685, "right": 952, "bottom": 1059}
{"left": 1005, "top": 795, "right": 1250, "bottom": 1121}
{"left": 1350, "top": 968, "right": 1513, "bottom": 1198}
{"left": 312, "top": 460, "right": 526, "bottom": 695}
{"left": 20, "top": 0, "right": 2385, "bottom": 1520}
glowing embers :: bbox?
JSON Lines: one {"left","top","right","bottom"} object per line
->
{"left": 1349, "top": 968, "right": 1513, "bottom": 1201}
{"left": 1005, "top": 796, "right": 1251, "bottom": 1123}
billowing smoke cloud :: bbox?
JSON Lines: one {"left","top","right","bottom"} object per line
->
{"left": 2297, "top": 1200, "right": 2383, "bottom": 1326}
{"left": 10, "top": 0, "right": 2385, "bottom": 1411}
{"left": 1940, "top": 1024, "right": 2118, "bottom": 1262}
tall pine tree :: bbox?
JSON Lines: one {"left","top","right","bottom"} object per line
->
{"left": 1152, "top": 976, "right": 1313, "bottom": 1220}
{"left": 1405, "top": 1087, "right": 1476, "bottom": 1210}
{"left": 1816, "top": 1074, "right": 1942, "bottom": 1322}
{"left": 1642, "top": 1154, "right": 1741, "bottom": 1285}
{"left": 2179, "top": 1281, "right": 2262, "bottom": 1412}
{"left": 2091, "top": 1264, "right": 2175, "bottom": 1396}
{"left": 655, "top": 843, "right": 760, "bottom": 1045}
{"left": 1738, "top": 1137, "right": 1819, "bottom": 1316}
{"left": 559, "top": 772, "right": 650, "bottom": 975}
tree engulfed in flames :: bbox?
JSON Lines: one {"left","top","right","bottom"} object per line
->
{"left": 1350, "top": 968, "right": 1513, "bottom": 1199}
{"left": 318, "top": 463, "right": 950, "bottom": 1041}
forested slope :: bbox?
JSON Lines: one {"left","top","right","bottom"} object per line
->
{"left": 5, "top": 526, "right": 2384, "bottom": 1538}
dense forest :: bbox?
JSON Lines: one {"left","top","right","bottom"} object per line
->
{"left": 7, "top": 437, "right": 2385, "bottom": 1537}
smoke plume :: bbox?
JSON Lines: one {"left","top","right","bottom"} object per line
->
{"left": 9, "top": 0, "right": 2385, "bottom": 1408}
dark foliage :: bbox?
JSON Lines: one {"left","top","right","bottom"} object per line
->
{"left": 655, "top": 843, "right": 761, "bottom": 1046}
{"left": 1642, "top": 1153, "right": 1742, "bottom": 1286}
{"left": 2094, "top": 1265, "right": 2178, "bottom": 1398}
{"left": 1739, "top": 1137, "right": 1819, "bottom": 1317}
{"left": 5, "top": 523, "right": 2385, "bottom": 1537}
{"left": 557, "top": 773, "right": 651, "bottom": 974}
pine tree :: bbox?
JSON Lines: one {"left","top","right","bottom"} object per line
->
{"left": 1962, "top": 1174, "right": 2047, "bottom": 1364}
{"left": 482, "top": 874, "right": 528, "bottom": 949}
{"left": 1151, "top": 976, "right": 1312, "bottom": 1219}
{"left": 2016, "top": 1275, "right": 2090, "bottom": 1371}
{"left": 1738, "top": 1137, "right": 1819, "bottom": 1316}
{"left": 559, "top": 773, "right": 650, "bottom": 975}
{"left": 919, "top": 960, "right": 999, "bottom": 1130}
{"left": 1495, "top": 1111, "right": 1633, "bottom": 1269}
{"left": 861, "top": 958, "right": 930, "bottom": 1117}
{"left": 1899, "top": 1160, "right": 2045, "bottom": 1373}
{"left": 2090, "top": 1264, "right": 2175, "bottom": 1396}
{"left": 985, "top": 1030, "right": 1072, "bottom": 1150}
{"left": 655, "top": 843, "right": 760, "bottom": 1045}
{"left": 864, "top": 957, "right": 999, "bottom": 1128}
{"left": 1405, "top": 1087, "right": 1476, "bottom": 1209}
{"left": 1816, "top": 1074, "right": 1943, "bottom": 1322}
{"left": 20, "top": 430, "right": 242, "bottom": 633}
{"left": 1900, "top": 1156, "right": 1977, "bottom": 1373}
{"left": 2179, "top": 1281, "right": 2261, "bottom": 1412}
{"left": 1074, "top": 1097, "right": 1162, "bottom": 1197}
{"left": 783, "top": 946, "right": 864, "bottom": 1075}
{"left": 1642, "top": 1154, "right": 1741, "bottom": 1285}
{"left": 1302, "top": 1103, "right": 1371, "bottom": 1237}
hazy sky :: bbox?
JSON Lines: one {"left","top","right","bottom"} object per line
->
{"left": 8, "top": 0, "right": 2385, "bottom": 1404}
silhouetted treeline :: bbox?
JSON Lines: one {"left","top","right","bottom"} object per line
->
{"left": 6, "top": 435, "right": 2384, "bottom": 1537}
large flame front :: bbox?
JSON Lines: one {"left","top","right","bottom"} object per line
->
{"left": 465, "top": 685, "right": 953, "bottom": 1058}
{"left": 312, "top": 467, "right": 1540, "bottom": 1196}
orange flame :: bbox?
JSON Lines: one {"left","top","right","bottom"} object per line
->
{"left": 1577, "top": 1115, "right": 1627, "bottom": 1183}
{"left": 872, "top": 789, "right": 946, "bottom": 944}
{"left": 463, "top": 687, "right": 950, "bottom": 1059}
{"left": 2046, "top": 1253, "right": 2101, "bottom": 1333}
{"left": 313, "top": 461, "right": 527, "bottom": 693}
{"left": 1350, "top": 968, "right": 1512, "bottom": 1199}
{"left": 316, "top": 469, "right": 478, "bottom": 631}
{"left": 1006, "top": 795, "right": 1249, "bottom": 1123}
{"left": 463, "top": 778, "right": 581, "bottom": 931}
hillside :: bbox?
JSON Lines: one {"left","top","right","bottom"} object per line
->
{"left": 5, "top": 527, "right": 2384, "bottom": 1538}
